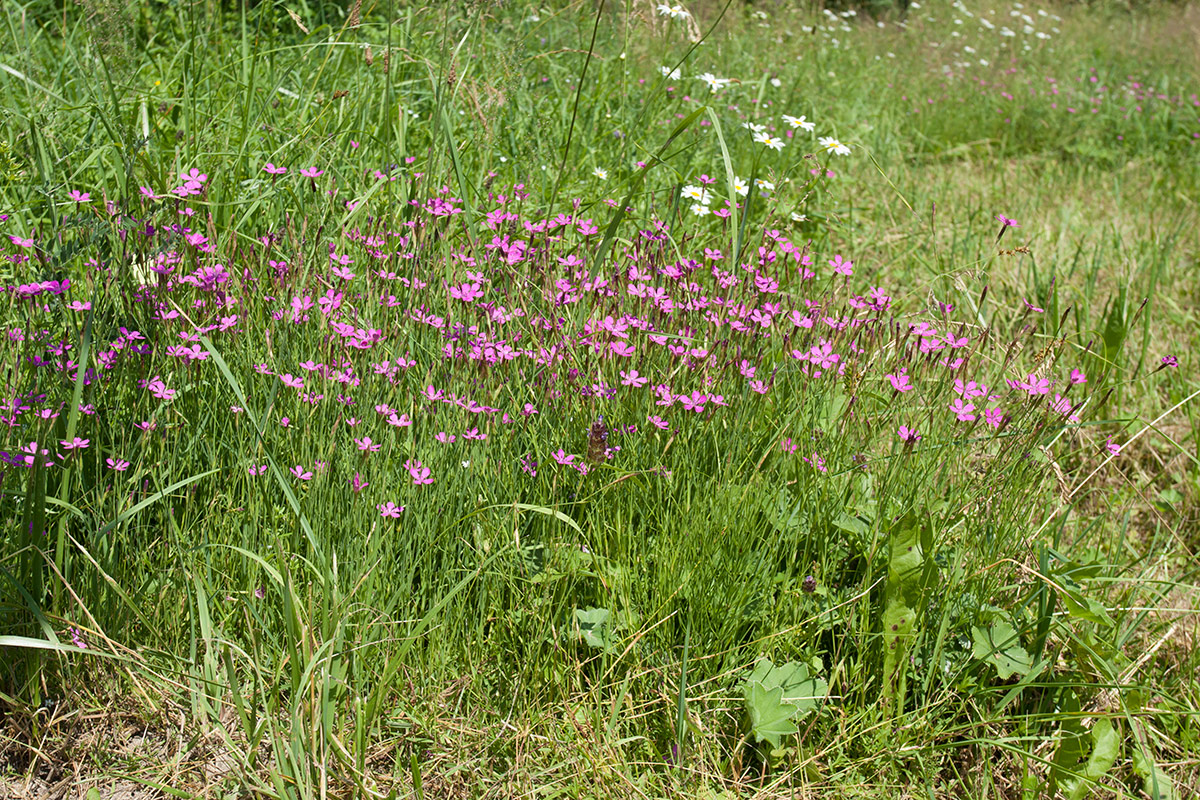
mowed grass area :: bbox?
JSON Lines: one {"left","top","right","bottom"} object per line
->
{"left": 0, "top": 0, "right": 1197, "bottom": 796}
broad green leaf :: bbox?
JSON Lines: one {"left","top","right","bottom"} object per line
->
{"left": 573, "top": 607, "right": 612, "bottom": 651}
{"left": 744, "top": 659, "right": 827, "bottom": 717}
{"left": 743, "top": 681, "right": 799, "bottom": 749}
{"left": 972, "top": 622, "right": 1034, "bottom": 680}
{"left": 1132, "top": 747, "right": 1177, "bottom": 800}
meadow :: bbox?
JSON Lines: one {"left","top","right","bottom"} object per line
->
{"left": 0, "top": 0, "right": 1198, "bottom": 796}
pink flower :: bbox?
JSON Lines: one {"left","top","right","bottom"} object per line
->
{"left": 377, "top": 502, "right": 405, "bottom": 518}
{"left": 948, "top": 399, "right": 976, "bottom": 422}
{"left": 350, "top": 472, "right": 369, "bottom": 492}
{"left": 984, "top": 408, "right": 1004, "bottom": 429}
{"left": 355, "top": 436, "right": 381, "bottom": 453}
{"left": 1069, "top": 369, "right": 1087, "bottom": 385}
{"left": 551, "top": 449, "right": 576, "bottom": 466}
{"left": 620, "top": 369, "right": 648, "bottom": 387}
{"left": 886, "top": 370, "right": 913, "bottom": 393}
{"left": 803, "top": 453, "right": 827, "bottom": 473}
{"left": 107, "top": 457, "right": 131, "bottom": 471}
{"left": 387, "top": 413, "right": 413, "bottom": 428}
{"left": 300, "top": 167, "right": 325, "bottom": 178}
{"left": 898, "top": 425, "right": 921, "bottom": 443}
{"left": 290, "top": 465, "right": 313, "bottom": 480}
{"left": 405, "top": 459, "right": 434, "bottom": 485}
{"left": 263, "top": 163, "right": 288, "bottom": 175}
{"left": 1105, "top": 437, "right": 1121, "bottom": 456}
{"left": 647, "top": 415, "right": 668, "bottom": 430}
{"left": 829, "top": 254, "right": 853, "bottom": 276}
{"left": 68, "top": 627, "right": 88, "bottom": 649}
{"left": 780, "top": 437, "right": 798, "bottom": 455}
{"left": 1022, "top": 374, "right": 1052, "bottom": 396}
{"left": 248, "top": 464, "right": 267, "bottom": 476}
{"left": 60, "top": 437, "right": 90, "bottom": 450}
{"left": 68, "top": 189, "right": 91, "bottom": 203}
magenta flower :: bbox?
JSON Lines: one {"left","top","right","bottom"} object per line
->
{"left": 355, "top": 436, "right": 381, "bottom": 453}
{"left": 350, "top": 472, "right": 369, "bottom": 493}
{"left": 377, "top": 502, "right": 405, "bottom": 518}
{"left": 60, "top": 437, "right": 90, "bottom": 450}
{"left": 984, "top": 408, "right": 1004, "bottom": 429}
{"left": 290, "top": 465, "right": 313, "bottom": 481}
{"left": 803, "top": 453, "right": 827, "bottom": 473}
{"left": 886, "top": 370, "right": 913, "bottom": 393}
{"left": 435, "top": 431, "right": 457, "bottom": 444}
{"left": 620, "top": 369, "right": 648, "bottom": 387}
{"left": 248, "top": 464, "right": 267, "bottom": 476}
{"left": 1161, "top": 355, "right": 1178, "bottom": 368}
{"left": 68, "top": 627, "right": 88, "bottom": 649}
{"left": 829, "top": 254, "right": 854, "bottom": 277}
{"left": 898, "top": 425, "right": 921, "bottom": 444}
{"left": 279, "top": 373, "right": 304, "bottom": 389}
{"left": 405, "top": 459, "right": 434, "bottom": 485}
{"left": 1069, "top": 369, "right": 1087, "bottom": 385}
{"left": 948, "top": 399, "right": 976, "bottom": 422}
{"left": 300, "top": 167, "right": 325, "bottom": 178}
{"left": 647, "top": 415, "right": 668, "bottom": 430}
{"left": 263, "top": 162, "right": 288, "bottom": 175}
{"left": 387, "top": 413, "right": 413, "bottom": 428}
{"left": 995, "top": 214, "right": 1020, "bottom": 228}
{"left": 780, "top": 437, "right": 798, "bottom": 455}
{"left": 1105, "top": 437, "right": 1121, "bottom": 456}
{"left": 551, "top": 449, "right": 576, "bottom": 466}
{"left": 1022, "top": 374, "right": 1052, "bottom": 396}
{"left": 106, "top": 457, "right": 130, "bottom": 471}
{"left": 68, "top": 189, "right": 91, "bottom": 203}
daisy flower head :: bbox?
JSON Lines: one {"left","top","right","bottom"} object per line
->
{"left": 696, "top": 73, "right": 731, "bottom": 92}
{"left": 742, "top": 121, "right": 767, "bottom": 134}
{"left": 659, "top": 65, "right": 682, "bottom": 81}
{"left": 592, "top": 167, "right": 609, "bottom": 180}
{"left": 689, "top": 203, "right": 710, "bottom": 216}
{"left": 753, "top": 131, "right": 786, "bottom": 151}
{"left": 817, "top": 136, "right": 851, "bottom": 156}
{"left": 782, "top": 114, "right": 816, "bottom": 132}
{"left": 657, "top": 3, "right": 690, "bottom": 19}
{"left": 732, "top": 176, "right": 750, "bottom": 197}
{"left": 681, "top": 184, "right": 713, "bottom": 205}
{"left": 755, "top": 178, "right": 775, "bottom": 195}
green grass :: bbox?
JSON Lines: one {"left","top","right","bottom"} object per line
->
{"left": 0, "top": 0, "right": 1198, "bottom": 797}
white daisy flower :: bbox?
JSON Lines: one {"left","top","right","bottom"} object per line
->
{"left": 817, "top": 136, "right": 851, "bottom": 156}
{"left": 782, "top": 114, "right": 816, "bottom": 132}
{"left": 592, "top": 167, "right": 608, "bottom": 180}
{"left": 681, "top": 184, "right": 713, "bottom": 205}
{"left": 753, "top": 131, "right": 786, "bottom": 151}
{"left": 696, "top": 73, "right": 731, "bottom": 92}
{"left": 732, "top": 177, "right": 749, "bottom": 197}
{"left": 659, "top": 65, "right": 682, "bottom": 81}
{"left": 689, "top": 203, "right": 710, "bottom": 216}
{"left": 742, "top": 121, "right": 767, "bottom": 133}
{"left": 755, "top": 178, "right": 775, "bottom": 194}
